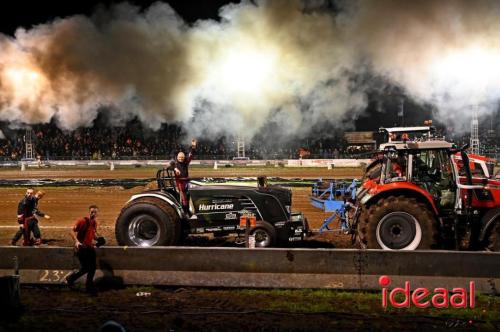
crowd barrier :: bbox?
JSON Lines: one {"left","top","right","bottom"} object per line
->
{"left": 0, "top": 247, "right": 498, "bottom": 292}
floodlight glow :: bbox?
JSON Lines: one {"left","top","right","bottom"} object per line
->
{"left": 3, "top": 67, "right": 46, "bottom": 101}
{"left": 429, "top": 46, "right": 500, "bottom": 93}
{"left": 216, "top": 48, "right": 278, "bottom": 95}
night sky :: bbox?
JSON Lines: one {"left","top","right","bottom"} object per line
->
{"left": 0, "top": 0, "right": 238, "bottom": 36}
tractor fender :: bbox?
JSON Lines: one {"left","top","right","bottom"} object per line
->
{"left": 479, "top": 207, "right": 500, "bottom": 241}
{"left": 128, "top": 193, "right": 183, "bottom": 219}
{"left": 363, "top": 185, "right": 439, "bottom": 216}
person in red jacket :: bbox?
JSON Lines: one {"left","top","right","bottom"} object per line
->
{"left": 171, "top": 139, "right": 197, "bottom": 214}
{"left": 65, "top": 205, "right": 100, "bottom": 295}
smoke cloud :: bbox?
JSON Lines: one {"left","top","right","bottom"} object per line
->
{"left": 0, "top": 0, "right": 499, "bottom": 138}
{"left": 344, "top": 0, "right": 500, "bottom": 130}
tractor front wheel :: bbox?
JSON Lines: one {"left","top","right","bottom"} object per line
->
{"left": 249, "top": 221, "right": 276, "bottom": 248}
{"left": 358, "top": 196, "right": 439, "bottom": 250}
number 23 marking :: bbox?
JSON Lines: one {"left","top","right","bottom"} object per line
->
{"left": 39, "top": 270, "right": 72, "bottom": 282}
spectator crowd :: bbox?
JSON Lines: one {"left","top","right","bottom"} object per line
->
{"left": 1, "top": 120, "right": 495, "bottom": 161}
{"left": 0, "top": 120, "right": 358, "bottom": 161}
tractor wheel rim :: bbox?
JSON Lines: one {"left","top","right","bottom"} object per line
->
{"left": 252, "top": 229, "right": 271, "bottom": 247}
{"left": 128, "top": 214, "right": 161, "bottom": 247}
{"left": 376, "top": 212, "right": 422, "bottom": 250}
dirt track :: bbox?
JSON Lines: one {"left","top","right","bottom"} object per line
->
{"left": 0, "top": 167, "right": 356, "bottom": 247}
{"left": 0, "top": 165, "right": 363, "bottom": 179}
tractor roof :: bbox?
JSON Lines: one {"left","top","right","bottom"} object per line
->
{"left": 379, "top": 126, "right": 434, "bottom": 134}
{"left": 379, "top": 140, "right": 454, "bottom": 151}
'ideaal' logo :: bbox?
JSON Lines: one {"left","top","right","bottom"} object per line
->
{"left": 379, "top": 275, "right": 475, "bottom": 309}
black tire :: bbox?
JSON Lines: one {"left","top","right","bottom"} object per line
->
{"left": 115, "top": 197, "right": 181, "bottom": 246}
{"left": 249, "top": 221, "right": 276, "bottom": 248}
{"left": 358, "top": 196, "right": 439, "bottom": 250}
{"left": 481, "top": 208, "right": 500, "bottom": 251}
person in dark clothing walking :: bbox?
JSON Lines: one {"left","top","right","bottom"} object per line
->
{"left": 11, "top": 188, "right": 35, "bottom": 246}
{"left": 11, "top": 190, "right": 51, "bottom": 246}
{"left": 65, "top": 205, "right": 100, "bottom": 294}
{"left": 172, "top": 139, "right": 197, "bottom": 214}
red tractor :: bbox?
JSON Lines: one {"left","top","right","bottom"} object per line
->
{"left": 354, "top": 127, "right": 500, "bottom": 251}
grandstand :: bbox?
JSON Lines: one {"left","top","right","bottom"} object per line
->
{"left": 0, "top": 121, "right": 372, "bottom": 161}
{"left": 0, "top": 119, "right": 497, "bottom": 162}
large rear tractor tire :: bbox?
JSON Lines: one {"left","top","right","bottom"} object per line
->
{"left": 115, "top": 197, "right": 181, "bottom": 247}
{"left": 482, "top": 208, "right": 500, "bottom": 252}
{"left": 358, "top": 196, "right": 439, "bottom": 250}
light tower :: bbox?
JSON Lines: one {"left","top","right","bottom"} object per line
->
{"left": 24, "top": 128, "right": 34, "bottom": 160}
{"left": 236, "top": 135, "right": 246, "bottom": 158}
{"left": 470, "top": 106, "right": 479, "bottom": 155}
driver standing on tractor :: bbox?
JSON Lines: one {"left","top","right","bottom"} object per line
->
{"left": 173, "top": 139, "right": 197, "bottom": 214}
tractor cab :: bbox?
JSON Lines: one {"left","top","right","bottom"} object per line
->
{"left": 355, "top": 127, "right": 499, "bottom": 251}
{"left": 375, "top": 140, "right": 460, "bottom": 214}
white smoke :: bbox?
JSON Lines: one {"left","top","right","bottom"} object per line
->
{"left": 342, "top": 0, "right": 500, "bottom": 130}
{"left": 0, "top": 0, "right": 499, "bottom": 138}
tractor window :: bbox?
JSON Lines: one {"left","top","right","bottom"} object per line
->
{"left": 383, "top": 153, "right": 407, "bottom": 182}
{"left": 364, "top": 160, "right": 382, "bottom": 181}
{"left": 455, "top": 159, "right": 487, "bottom": 178}
{"left": 471, "top": 162, "right": 487, "bottom": 178}
{"left": 412, "top": 150, "right": 436, "bottom": 181}
{"left": 411, "top": 150, "right": 455, "bottom": 205}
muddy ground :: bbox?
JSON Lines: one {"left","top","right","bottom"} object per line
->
{"left": 0, "top": 166, "right": 356, "bottom": 247}
{"left": 0, "top": 165, "right": 363, "bottom": 180}
{"left": 1, "top": 286, "right": 497, "bottom": 332}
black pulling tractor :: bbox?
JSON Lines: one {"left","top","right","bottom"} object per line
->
{"left": 115, "top": 168, "right": 309, "bottom": 247}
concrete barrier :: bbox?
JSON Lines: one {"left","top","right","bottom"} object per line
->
{"left": 0, "top": 247, "right": 498, "bottom": 292}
